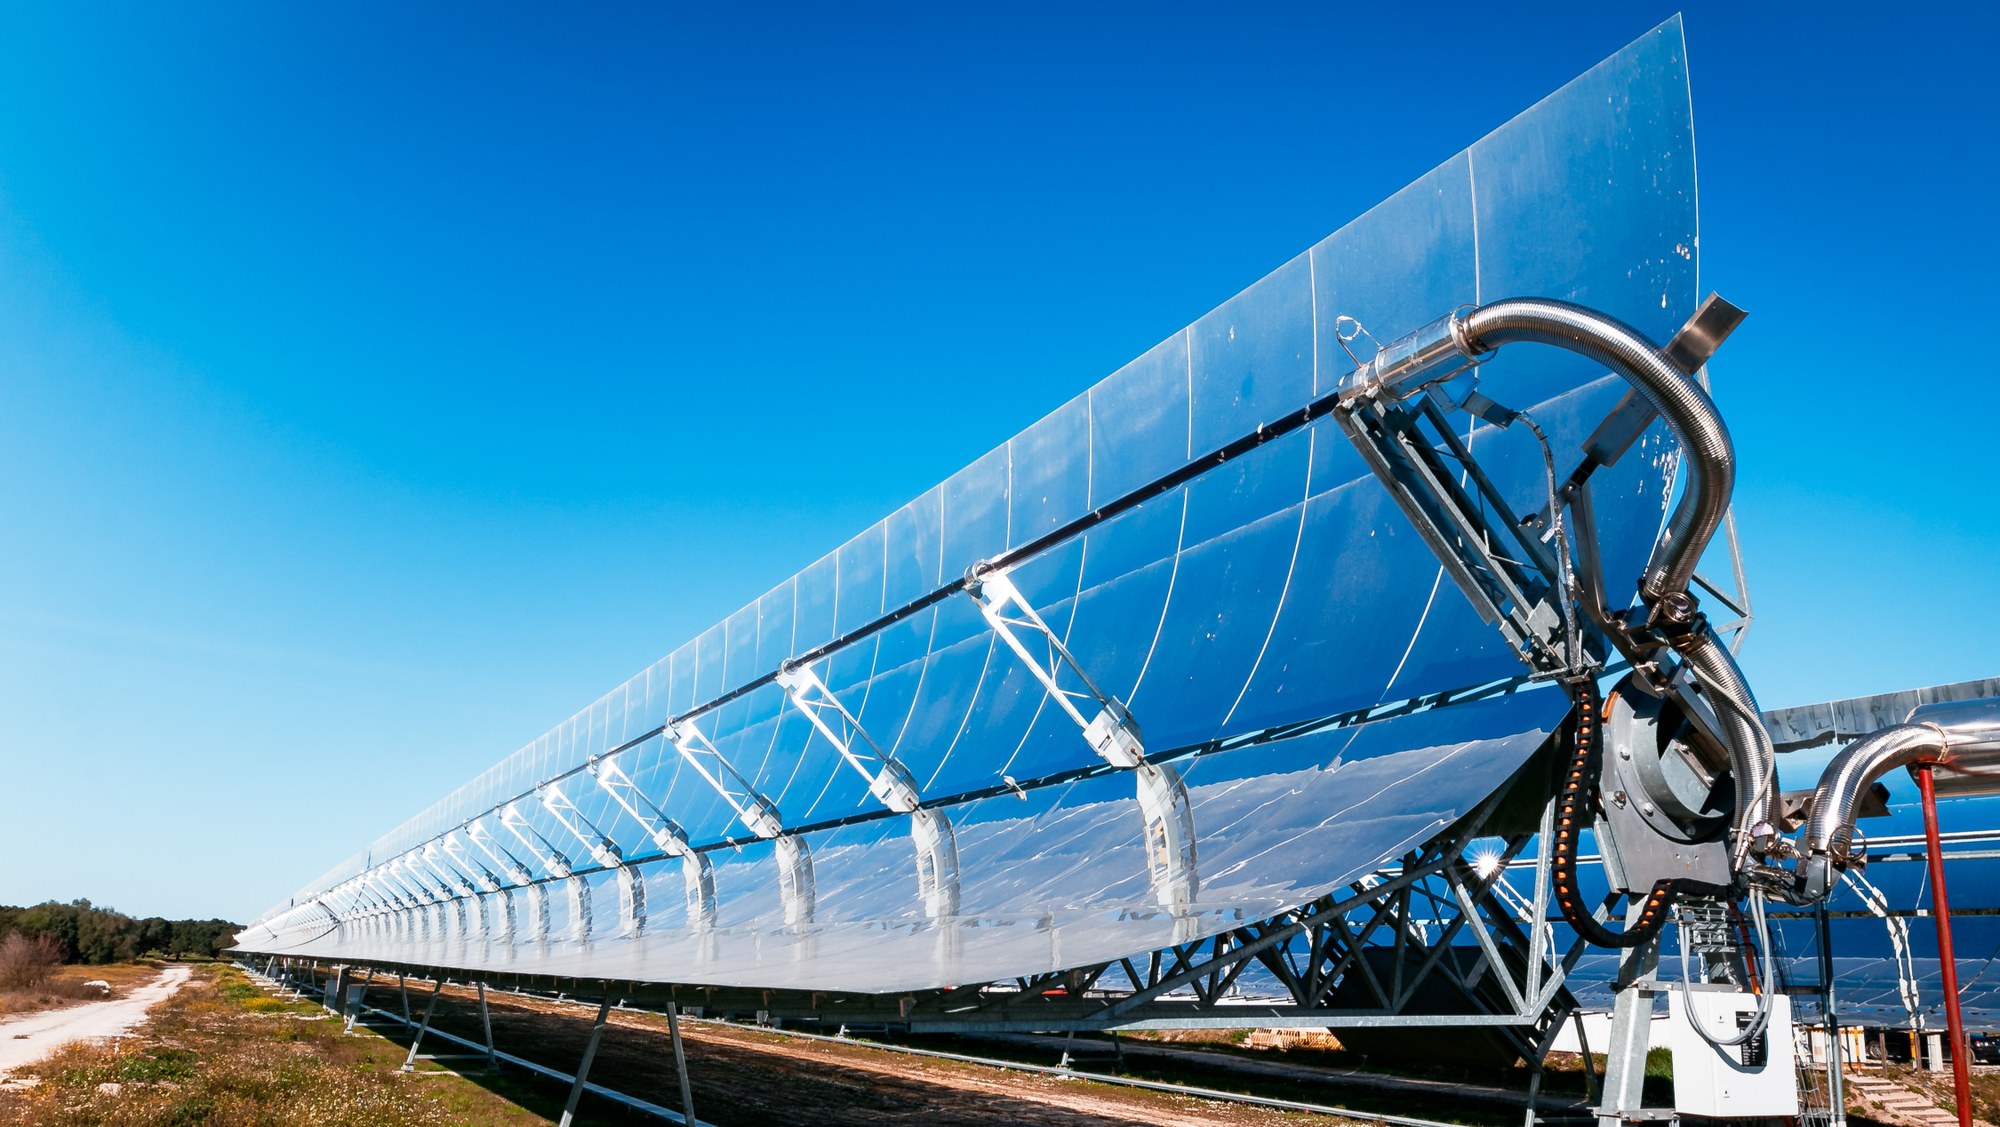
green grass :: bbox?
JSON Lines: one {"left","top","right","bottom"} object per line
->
{"left": 0, "top": 965, "right": 553, "bottom": 1126}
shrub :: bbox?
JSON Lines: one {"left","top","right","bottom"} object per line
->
{"left": 116, "top": 1048, "right": 199, "bottom": 1083}
{"left": 0, "top": 933, "right": 61, "bottom": 989}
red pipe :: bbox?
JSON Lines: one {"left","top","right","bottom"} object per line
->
{"left": 1916, "top": 762, "right": 1972, "bottom": 1127}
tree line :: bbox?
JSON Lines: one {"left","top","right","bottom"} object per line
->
{"left": 0, "top": 899, "right": 241, "bottom": 963}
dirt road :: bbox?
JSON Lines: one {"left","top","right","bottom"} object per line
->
{"left": 0, "top": 965, "right": 192, "bottom": 1077}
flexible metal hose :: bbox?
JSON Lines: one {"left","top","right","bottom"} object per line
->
{"left": 1803, "top": 724, "right": 1939, "bottom": 857}
{"left": 1785, "top": 701, "right": 2000, "bottom": 902}
{"left": 1459, "top": 299, "right": 1734, "bottom": 602}
{"left": 1679, "top": 632, "right": 1778, "bottom": 868}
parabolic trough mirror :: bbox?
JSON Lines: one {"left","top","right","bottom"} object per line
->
{"left": 241, "top": 22, "right": 1700, "bottom": 995}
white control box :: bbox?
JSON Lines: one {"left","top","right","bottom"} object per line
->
{"left": 1667, "top": 989, "right": 1799, "bottom": 1117}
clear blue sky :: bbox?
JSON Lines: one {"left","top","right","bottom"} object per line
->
{"left": 1, "top": 3, "right": 1993, "bottom": 924}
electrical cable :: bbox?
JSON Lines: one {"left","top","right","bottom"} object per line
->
{"left": 1551, "top": 680, "right": 1729, "bottom": 948}
{"left": 1675, "top": 889, "right": 1777, "bottom": 1050}
{"left": 1514, "top": 409, "right": 1584, "bottom": 676}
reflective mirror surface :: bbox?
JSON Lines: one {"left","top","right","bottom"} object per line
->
{"left": 241, "top": 19, "right": 1698, "bottom": 995}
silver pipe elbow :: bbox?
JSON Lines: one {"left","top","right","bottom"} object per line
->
{"left": 1800, "top": 723, "right": 1939, "bottom": 860}
{"left": 1447, "top": 298, "right": 1763, "bottom": 872}
{"left": 1788, "top": 699, "right": 2000, "bottom": 903}
{"left": 1802, "top": 699, "right": 2000, "bottom": 854}
{"left": 1338, "top": 296, "right": 1775, "bottom": 884}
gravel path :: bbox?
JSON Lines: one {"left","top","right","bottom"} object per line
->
{"left": 0, "top": 965, "right": 192, "bottom": 1077}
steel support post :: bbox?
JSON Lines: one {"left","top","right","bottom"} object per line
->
{"left": 559, "top": 997, "right": 613, "bottom": 1127}
{"left": 1595, "top": 903, "right": 1661, "bottom": 1127}
{"left": 343, "top": 967, "right": 375, "bottom": 1034}
{"left": 400, "top": 979, "right": 445, "bottom": 1072}
{"left": 666, "top": 1000, "right": 697, "bottom": 1124}
{"left": 1817, "top": 899, "right": 1847, "bottom": 1127}
{"left": 1917, "top": 764, "right": 1973, "bottom": 1127}
{"left": 399, "top": 972, "right": 411, "bottom": 1022}
{"left": 479, "top": 981, "right": 497, "bottom": 1070}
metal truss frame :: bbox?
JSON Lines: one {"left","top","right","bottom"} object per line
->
{"left": 1333, "top": 390, "right": 1570, "bottom": 677}
{"left": 776, "top": 663, "right": 921, "bottom": 813}
{"left": 664, "top": 717, "right": 782, "bottom": 839}
{"left": 416, "top": 842, "right": 479, "bottom": 942}
{"left": 970, "top": 569, "right": 1146, "bottom": 767}
{"left": 384, "top": 858, "right": 443, "bottom": 944}
{"left": 468, "top": 815, "right": 552, "bottom": 946}
{"left": 442, "top": 832, "right": 511, "bottom": 944}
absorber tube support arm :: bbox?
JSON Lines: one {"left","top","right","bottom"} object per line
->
{"left": 1341, "top": 295, "right": 1775, "bottom": 875}
{"left": 1339, "top": 298, "right": 1732, "bottom": 603}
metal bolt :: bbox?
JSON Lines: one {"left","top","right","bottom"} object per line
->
{"left": 1657, "top": 591, "right": 1698, "bottom": 624}
{"left": 1613, "top": 791, "right": 1628, "bottom": 808}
